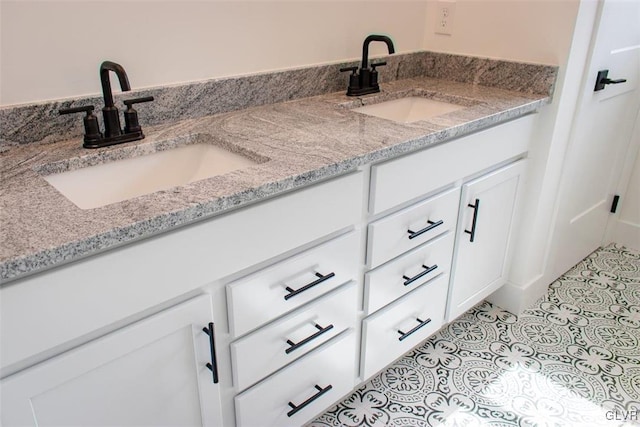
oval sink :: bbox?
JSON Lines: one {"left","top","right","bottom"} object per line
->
{"left": 42, "top": 141, "right": 262, "bottom": 209}
{"left": 353, "top": 96, "right": 466, "bottom": 123}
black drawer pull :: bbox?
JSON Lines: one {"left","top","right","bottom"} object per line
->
{"left": 284, "top": 272, "right": 335, "bottom": 301}
{"left": 285, "top": 323, "right": 334, "bottom": 354}
{"left": 464, "top": 199, "right": 480, "bottom": 242}
{"left": 398, "top": 318, "right": 432, "bottom": 341}
{"left": 402, "top": 264, "right": 438, "bottom": 286}
{"left": 407, "top": 220, "right": 444, "bottom": 240}
{"left": 202, "top": 323, "right": 219, "bottom": 384}
{"left": 287, "top": 384, "right": 333, "bottom": 417}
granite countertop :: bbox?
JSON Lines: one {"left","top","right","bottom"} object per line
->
{"left": 0, "top": 75, "right": 550, "bottom": 283}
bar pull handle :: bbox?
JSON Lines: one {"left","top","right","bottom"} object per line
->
{"left": 407, "top": 219, "right": 444, "bottom": 240}
{"left": 402, "top": 264, "right": 438, "bottom": 286}
{"left": 285, "top": 323, "right": 334, "bottom": 354}
{"left": 202, "top": 323, "right": 219, "bottom": 384}
{"left": 287, "top": 384, "right": 333, "bottom": 417}
{"left": 464, "top": 199, "right": 480, "bottom": 242}
{"left": 284, "top": 271, "right": 335, "bottom": 301}
{"left": 397, "top": 318, "right": 432, "bottom": 341}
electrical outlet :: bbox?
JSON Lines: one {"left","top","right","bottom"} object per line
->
{"left": 435, "top": 0, "right": 456, "bottom": 35}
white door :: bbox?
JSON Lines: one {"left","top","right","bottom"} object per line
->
{"left": 448, "top": 160, "right": 525, "bottom": 321}
{"left": 1, "top": 295, "right": 223, "bottom": 427}
{"left": 551, "top": 0, "right": 640, "bottom": 278}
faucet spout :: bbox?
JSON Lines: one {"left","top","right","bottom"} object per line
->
{"left": 100, "top": 61, "right": 131, "bottom": 108}
{"left": 361, "top": 35, "right": 395, "bottom": 69}
{"left": 99, "top": 61, "right": 131, "bottom": 138}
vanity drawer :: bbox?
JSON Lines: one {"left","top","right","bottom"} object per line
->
{"left": 367, "top": 187, "right": 459, "bottom": 268}
{"left": 364, "top": 232, "right": 454, "bottom": 315}
{"left": 227, "top": 231, "right": 359, "bottom": 338}
{"left": 361, "top": 274, "right": 448, "bottom": 381}
{"left": 235, "top": 330, "right": 356, "bottom": 427}
{"left": 231, "top": 282, "right": 357, "bottom": 392}
{"left": 369, "top": 114, "right": 534, "bottom": 214}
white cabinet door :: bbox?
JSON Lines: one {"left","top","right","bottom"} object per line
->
{"left": 1, "top": 295, "right": 223, "bottom": 427}
{"left": 448, "top": 160, "right": 526, "bottom": 321}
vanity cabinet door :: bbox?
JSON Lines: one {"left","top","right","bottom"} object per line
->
{"left": 0, "top": 295, "right": 223, "bottom": 427}
{"left": 448, "top": 160, "right": 526, "bottom": 321}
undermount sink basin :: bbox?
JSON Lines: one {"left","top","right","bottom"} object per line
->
{"left": 43, "top": 142, "right": 260, "bottom": 209}
{"left": 353, "top": 96, "right": 466, "bottom": 123}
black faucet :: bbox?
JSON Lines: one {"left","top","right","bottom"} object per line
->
{"left": 100, "top": 61, "right": 131, "bottom": 139}
{"left": 60, "top": 61, "right": 154, "bottom": 149}
{"left": 341, "top": 34, "right": 396, "bottom": 96}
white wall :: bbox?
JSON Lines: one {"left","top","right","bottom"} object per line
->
{"left": 423, "top": 0, "right": 580, "bottom": 65}
{"left": 0, "top": 1, "right": 428, "bottom": 106}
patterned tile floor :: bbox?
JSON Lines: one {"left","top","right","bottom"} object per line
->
{"left": 311, "top": 244, "right": 640, "bottom": 427}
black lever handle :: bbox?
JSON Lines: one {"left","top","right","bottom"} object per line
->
{"left": 594, "top": 69, "right": 627, "bottom": 91}
{"left": 123, "top": 96, "right": 154, "bottom": 107}
{"left": 339, "top": 66, "right": 358, "bottom": 74}
{"left": 123, "top": 96, "right": 154, "bottom": 134}
{"left": 59, "top": 105, "right": 95, "bottom": 115}
{"left": 370, "top": 61, "right": 387, "bottom": 70}
{"left": 59, "top": 105, "right": 102, "bottom": 143}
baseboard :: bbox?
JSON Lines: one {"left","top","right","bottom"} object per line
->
{"left": 487, "top": 274, "right": 549, "bottom": 316}
{"left": 611, "top": 220, "right": 640, "bottom": 251}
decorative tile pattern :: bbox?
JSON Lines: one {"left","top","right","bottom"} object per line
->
{"left": 312, "top": 244, "right": 640, "bottom": 426}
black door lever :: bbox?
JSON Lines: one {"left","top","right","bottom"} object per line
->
{"left": 594, "top": 69, "right": 627, "bottom": 91}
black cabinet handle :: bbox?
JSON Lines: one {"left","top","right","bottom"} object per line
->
{"left": 286, "top": 323, "right": 334, "bottom": 354}
{"left": 287, "top": 384, "right": 333, "bottom": 417}
{"left": 464, "top": 199, "right": 480, "bottom": 242}
{"left": 402, "top": 264, "right": 438, "bottom": 286}
{"left": 202, "top": 323, "right": 219, "bottom": 384}
{"left": 398, "top": 318, "right": 432, "bottom": 341}
{"left": 407, "top": 219, "right": 444, "bottom": 240}
{"left": 284, "top": 272, "right": 335, "bottom": 301}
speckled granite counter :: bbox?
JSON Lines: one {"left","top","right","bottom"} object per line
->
{"left": 0, "top": 62, "right": 554, "bottom": 283}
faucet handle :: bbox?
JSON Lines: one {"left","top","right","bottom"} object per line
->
{"left": 339, "top": 66, "right": 358, "bottom": 75}
{"left": 123, "top": 96, "right": 154, "bottom": 107}
{"left": 370, "top": 61, "right": 387, "bottom": 71}
{"left": 123, "top": 96, "right": 154, "bottom": 134}
{"left": 59, "top": 105, "right": 95, "bottom": 115}
{"left": 59, "top": 105, "right": 103, "bottom": 144}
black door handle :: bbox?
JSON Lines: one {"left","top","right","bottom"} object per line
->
{"left": 594, "top": 69, "right": 627, "bottom": 91}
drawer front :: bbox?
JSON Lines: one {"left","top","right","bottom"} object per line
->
{"left": 364, "top": 233, "right": 454, "bottom": 315}
{"left": 227, "top": 231, "right": 360, "bottom": 338}
{"left": 369, "top": 114, "right": 534, "bottom": 214}
{"left": 235, "top": 330, "right": 356, "bottom": 427}
{"left": 231, "top": 282, "right": 357, "bottom": 392}
{"left": 361, "top": 274, "right": 448, "bottom": 381}
{"left": 367, "top": 187, "right": 460, "bottom": 268}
